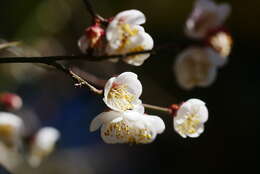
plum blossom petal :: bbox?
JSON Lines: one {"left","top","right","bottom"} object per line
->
{"left": 174, "top": 99, "right": 208, "bottom": 138}
{"left": 91, "top": 110, "right": 165, "bottom": 144}
{"left": 103, "top": 72, "right": 142, "bottom": 112}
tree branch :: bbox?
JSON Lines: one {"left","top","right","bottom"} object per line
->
{"left": 0, "top": 49, "right": 156, "bottom": 63}
{"left": 82, "top": 0, "right": 106, "bottom": 23}
{"left": 48, "top": 62, "right": 103, "bottom": 95}
{"left": 143, "top": 103, "right": 172, "bottom": 114}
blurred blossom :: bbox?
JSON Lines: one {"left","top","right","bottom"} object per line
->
{"left": 0, "top": 142, "right": 22, "bottom": 172}
{"left": 90, "top": 110, "right": 165, "bottom": 144}
{"left": 174, "top": 99, "right": 208, "bottom": 138}
{"left": 207, "top": 31, "right": 233, "bottom": 65}
{"left": 174, "top": 47, "right": 217, "bottom": 90}
{"left": 0, "top": 93, "right": 23, "bottom": 111}
{"left": 78, "top": 24, "right": 105, "bottom": 55}
{"left": 28, "top": 127, "right": 60, "bottom": 168}
{"left": 0, "top": 112, "right": 24, "bottom": 149}
{"left": 185, "top": 0, "right": 231, "bottom": 39}
{"left": 106, "top": 9, "right": 154, "bottom": 66}
{"left": 103, "top": 72, "right": 142, "bottom": 112}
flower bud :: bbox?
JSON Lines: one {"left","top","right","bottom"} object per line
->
{"left": 0, "top": 93, "right": 23, "bottom": 111}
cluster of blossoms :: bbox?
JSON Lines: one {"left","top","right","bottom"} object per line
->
{"left": 0, "top": 93, "right": 60, "bottom": 168}
{"left": 79, "top": 9, "right": 154, "bottom": 66}
{"left": 90, "top": 72, "right": 209, "bottom": 143}
{"left": 174, "top": 0, "right": 233, "bottom": 90}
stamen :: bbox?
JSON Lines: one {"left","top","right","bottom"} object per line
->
{"left": 108, "top": 84, "right": 135, "bottom": 111}
{"left": 175, "top": 114, "right": 201, "bottom": 135}
{"left": 116, "top": 23, "right": 139, "bottom": 52}
{"left": 103, "top": 121, "right": 153, "bottom": 144}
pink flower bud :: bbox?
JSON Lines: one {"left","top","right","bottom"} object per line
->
{"left": 0, "top": 93, "right": 23, "bottom": 111}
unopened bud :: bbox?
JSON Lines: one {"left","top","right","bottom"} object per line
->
{"left": 0, "top": 93, "right": 23, "bottom": 111}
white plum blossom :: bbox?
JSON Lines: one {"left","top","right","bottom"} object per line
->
{"left": 174, "top": 47, "right": 218, "bottom": 90}
{"left": 103, "top": 72, "right": 142, "bottom": 112}
{"left": 0, "top": 112, "right": 24, "bottom": 148}
{"left": 90, "top": 110, "right": 165, "bottom": 144}
{"left": 106, "top": 9, "right": 154, "bottom": 66}
{"left": 28, "top": 127, "right": 60, "bottom": 167}
{"left": 174, "top": 99, "right": 208, "bottom": 138}
{"left": 185, "top": 0, "right": 231, "bottom": 39}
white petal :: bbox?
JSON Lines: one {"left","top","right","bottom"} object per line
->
{"left": 145, "top": 115, "right": 165, "bottom": 134}
{"left": 123, "top": 32, "right": 154, "bottom": 66}
{"left": 132, "top": 100, "right": 145, "bottom": 114}
{"left": 0, "top": 112, "right": 23, "bottom": 133}
{"left": 90, "top": 111, "right": 122, "bottom": 132}
{"left": 115, "top": 72, "right": 142, "bottom": 99}
{"left": 114, "top": 9, "right": 146, "bottom": 25}
{"left": 34, "top": 127, "right": 60, "bottom": 151}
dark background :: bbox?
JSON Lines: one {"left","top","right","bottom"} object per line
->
{"left": 0, "top": 0, "right": 257, "bottom": 174}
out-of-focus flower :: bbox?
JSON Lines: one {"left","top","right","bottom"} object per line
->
{"left": 174, "top": 47, "right": 217, "bottom": 90}
{"left": 103, "top": 72, "right": 142, "bottom": 112}
{"left": 173, "top": 99, "right": 208, "bottom": 138}
{"left": 0, "top": 112, "right": 24, "bottom": 148}
{"left": 28, "top": 127, "right": 60, "bottom": 168}
{"left": 185, "top": 0, "right": 231, "bottom": 39}
{"left": 207, "top": 31, "right": 233, "bottom": 66}
{"left": 78, "top": 24, "right": 105, "bottom": 55}
{"left": 90, "top": 110, "right": 165, "bottom": 144}
{"left": 0, "top": 93, "right": 23, "bottom": 111}
{"left": 0, "top": 142, "right": 22, "bottom": 171}
{"left": 106, "top": 9, "right": 154, "bottom": 66}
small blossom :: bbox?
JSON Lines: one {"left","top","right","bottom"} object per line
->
{"left": 103, "top": 72, "right": 142, "bottom": 112}
{"left": 106, "top": 9, "right": 154, "bottom": 66}
{"left": 0, "top": 112, "right": 24, "bottom": 148}
{"left": 174, "top": 99, "right": 208, "bottom": 138}
{"left": 78, "top": 24, "right": 106, "bottom": 55}
{"left": 28, "top": 127, "right": 60, "bottom": 167}
{"left": 0, "top": 93, "right": 23, "bottom": 111}
{"left": 185, "top": 0, "right": 231, "bottom": 39}
{"left": 174, "top": 47, "right": 217, "bottom": 90}
{"left": 207, "top": 31, "right": 233, "bottom": 66}
{"left": 90, "top": 110, "right": 165, "bottom": 144}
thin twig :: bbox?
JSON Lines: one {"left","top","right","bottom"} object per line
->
{"left": 48, "top": 62, "right": 103, "bottom": 95}
{"left": 143, "top": 103, "right": 172, "bottom": 114}
{"left": 83, "top": 0, "right": 106, "bottom": 22}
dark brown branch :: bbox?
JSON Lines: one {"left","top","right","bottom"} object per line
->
{"left": 0, "top": 49, "right": 155, "bottom": 64}
{"left": 83, "top": 0, "right": 106, "bottom": 23}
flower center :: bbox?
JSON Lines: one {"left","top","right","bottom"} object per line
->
{"left": 117, "top": 23, "right": 139, "bottom": 52}
{"left": 0, "top": 125, "right": 13, "bottom": 137}
{"left": 103, "top": 121, "right": 153, "bottom": 144}
{"left": 210, "top": 32, "right": 232, "bottom": 57}
{"left": 108, "top": 84, "right": 135, "bottom": 111}
{"left": 176, "top": 114, "right": 201, "bottom": 135}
